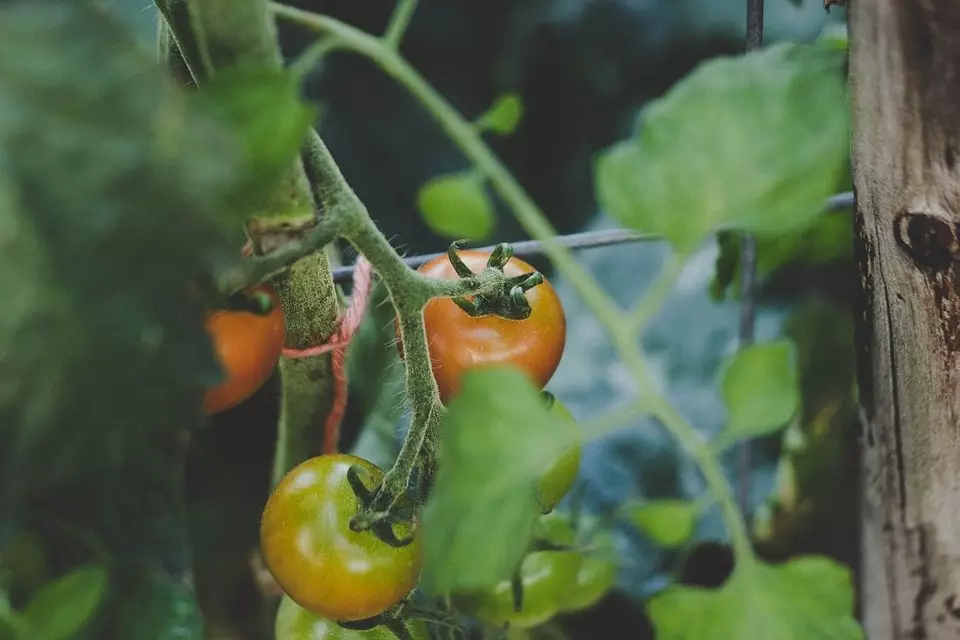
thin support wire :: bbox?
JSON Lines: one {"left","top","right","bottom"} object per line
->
{"left": 329, "top": 190, "right": 854, "bottom": 284}
{"left": 738, "top": 0, "right": 765, "bottom": 524}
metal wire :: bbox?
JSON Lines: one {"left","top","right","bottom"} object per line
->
{"left": 330, "top": 190, "right": 854, "bottom": 284}
{"left": 737, "top": 0, "right": 766, "bottom": 521}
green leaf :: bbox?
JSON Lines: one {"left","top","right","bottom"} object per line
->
{"left": 1, "top": 530, "right": 49, "bottom": 605}
{"left": 111, "top": 564, "right": 203, "bottom": 640}
{"left": 717, "top": 340, "right": 800, "bottom": 448}
{"left": 417, "top": 171, "right": 496, "bottom": 240}
{"left": 709, "top": 211, "right": 853, "bottom": 301}
{"left": 21, "top": 565, "right": 107, "bottom": 640}
{"left": 817, "top": 23, "right": 849, "bottom": 51}
{"left": 420, "top": 367, "right": 576, "bottom": 595}
{"left": 0, "top": 2, "right": 245, "bottom": 636}
{"left": 594, "top": 43, "right": 849, "bottom": 251}
{"left": 0, "top": 0, "right": 237, "bottom": 479}
{"left": 477, "top": 93, "right": 524, "bottom": 135}
{"left": 194, "top": 64, "right": 318, "bottom": 217}
{"left": 647, "top": 556, "right": 863, "bottom": 640}
{"left": 624, "top": 500, "right": 698, "bottom": 548}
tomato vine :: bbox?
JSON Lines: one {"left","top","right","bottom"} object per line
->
{"left": 143, "top": 0, "right": 861, "bottom": 637}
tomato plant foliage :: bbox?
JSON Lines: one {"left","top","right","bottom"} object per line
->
{"left": 595, "top": 42, "right": 849, "bottom": 251}
{"left": 648, "top": 556, "right": 863, "bottom": 640}
{"left": 0, "top": 1, "right": 288, "bottom": 637}
{"left": 420, "top": 367, "right": 577, "bottom": 595}
{"left": 417, "top": 171, "right": 496, "bottom": 241}
{"left": 716, "top": 340, "right": 801, "bottom": 450}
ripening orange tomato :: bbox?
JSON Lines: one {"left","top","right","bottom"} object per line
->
{"left": 406, "top": 250, "right": 566, "bottom": 402}
{"left": 203, "top": 284, "right": 285, "bottom": 415}
{"left": 261, "top": 454, "right": 422, "bottom": 622}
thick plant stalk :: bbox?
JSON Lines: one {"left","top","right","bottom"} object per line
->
{"left": 170, "top": 0, "right": 341, "bottom": 482}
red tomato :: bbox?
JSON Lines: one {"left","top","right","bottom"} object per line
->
{"left": 409, "top": 250, "right": 566, "bottom": 402}
{"left": 203, "top": 284, "right": 285, "bottom": 414}
{"left": 260, "top": 454, "right": 422, "bottom": 622}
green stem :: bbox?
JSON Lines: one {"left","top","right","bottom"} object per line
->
{"left": 272, "top": 2, "right": 756, "bottom": 564}
{"left": 162, "top": 0, "right": 341, "bottom": 487}
{"left": 383, "top": 0, "right": 420, "bottom": 49}
{"left": 270, "top": 3, "right": 643, "bottom": 388}
{"left": 155, "top": 0, "right": 210, "bottom": 81}
{"left": 341, "top": 213, "right": 520, "bottom": 507}
{"left": 216, "top": 214, "right": 343, "bottom": 294}
{"left": 628, "top": 249, "right": 688, "bottom": 334}
{"left": 650, "top": 398, "right": 755, "bottom": 564}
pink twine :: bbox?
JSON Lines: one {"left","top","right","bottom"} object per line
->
{"left": 241, "top": 240, "right": 374, "bottom": 454}
{"left": 282, "top": 256, "right": 374, "bottom": 454}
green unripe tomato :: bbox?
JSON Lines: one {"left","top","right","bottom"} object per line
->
{"left": 533, "top": 511, "right": 577, "bottom": 548}
{"left": 536, "top": 396, "right": 582, "bottom": 514}
{"left": 462, "top": 550, "right": 582, "bottom": 630}
{"left": 560, "top": 555, "right": 618, "bottom": 613}
{"left": 561, "top": 531, "right": 618, "bottom": 613}
{"left": 275, "top": 595, "right": 430, "bottom": 640}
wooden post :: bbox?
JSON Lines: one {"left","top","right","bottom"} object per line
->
{"left": 848, "top": 1, "right": 960, "bottom": 637}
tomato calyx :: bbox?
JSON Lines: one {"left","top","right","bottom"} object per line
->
{"left": 345, "top": 465, "right": 418, "bottom": 549}
{"left": 336, "top": 598, "right": 462, "bottom": 639}
{"left": 446, "top": 241, "right": 545, "bottom": 321}
{"left": 338, "top": 616, "right": 416, "bottom": 640}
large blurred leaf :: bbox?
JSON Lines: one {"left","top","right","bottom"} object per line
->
{"left": 594, "top": 43, "right": 848, "bottom": 251}
{"left": 647, "top": 555, "right": 862, "bottom": 640}
{"left": 710, "top": 211, "right": 853, "bottom": 301}
{"left": 420, "top": 367, "right": 575, "bottom": 595}
{"left": 624, "top": 500, "right": 698, "bottom": 549}
{"left": 20, "top": 564, "right": 107, "bottom": 640}
{"left": 0, "top": 1, "right": 251, "bottom": 636}
{"left": 715, "top": 340, "right": 800, "bottom": 450}
{"left": 193, "top": 65, "right": 318, "bottom": 217}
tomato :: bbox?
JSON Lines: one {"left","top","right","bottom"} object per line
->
{"left": 260, "top": 454, "right": 422, "bottom": 622}
{"left": 532, "top": 511, "right": 577, "bottom": 548}
{"left": 275, "top": 595, "right": 430, "bottom": 640}
{"left": 561, "top": 531, "right": 618, "bottom": 613}
{"left": 559, "top": 555, "right": 618, "bottom": 613}
{"left": 536, "top": 397, "right": 581, "bottom": 514}
{"left": 460, "top": 550, "right": 581, "bottom": 630}
{"left": 203, "top": 284, "right": 285, "bottom": 414}
{"left": 412, "top": 250, "right": 566, "bottom": 402}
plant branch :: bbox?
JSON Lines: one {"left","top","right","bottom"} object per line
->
{"left": 270, "top": 2, "right": 644, "bottom": 388}
{"left": 269, "top": 121, "right": 535, "bottom": 510}
{"left": 154, "top": 0, "right": 210, "bottom": 82}
{"left": 341, "top": 211, "right": 528, "bottom": 509}
{"left": 271, "top": 2, "right": 759, "bottom": 563}
{"left": 649, "top": 397, "right": 755, "bottom": 565}
{"left": 216, "top": 213, "right": 344, "bottom": 295}
{"left": 383, "top": 0, "right": 420, "bottom": 49}
{"left": 162, "top": 0, "right": 341, "bottom": 486}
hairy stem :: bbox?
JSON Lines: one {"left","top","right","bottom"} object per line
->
{"left": 163, "top": 0, "right": 341, "bottom": 485}
{"left": 155, "top": 0, "right": 210, "bottom": 81}
{"left": 342, "top": 210, "right": 519, "bottom": 507}
{"left": 263, "top": 126, "right": 528, "bottom": 509}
